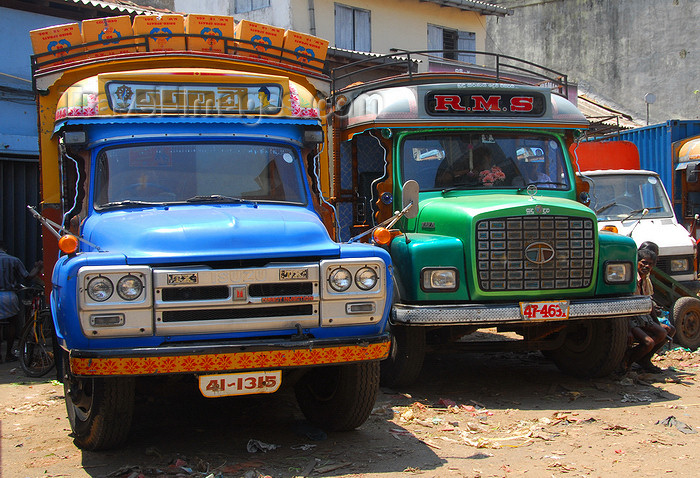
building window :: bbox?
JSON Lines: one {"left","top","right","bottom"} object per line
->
{"left": 335, "top": 3, "right": 371, "bottom": 52}
{"left": 428, "top": 24, "right": 475, "bottom": 64}
{"left": 234, "top": 0, "right": 270, "bottom": 13}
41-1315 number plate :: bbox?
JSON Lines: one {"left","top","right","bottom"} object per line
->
{"left": 199, "top": 370, "right": 281, "bottom": 398}
{"left": 520, "top": 300, "right": 570, "bottom": 320}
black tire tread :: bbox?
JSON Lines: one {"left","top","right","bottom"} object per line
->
{"left": 295, "top": 362, "right": 379, "bottom": 431}
{"left": 380, "top": 325, "right": 426, "bottom": 388}
{"left": 68, "top": 377, "right": 135, "bottom": 450}
{"left": 550, "top": 317, "right": 627, "bottom": 378}
{"left": 672, "top": 296, "right": 700, "bottom": 350}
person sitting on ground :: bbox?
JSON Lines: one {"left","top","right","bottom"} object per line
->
{"left": 0, "top": 241, "right": 42, "bottom": 363}
{"left": 638, "top": 240, "right": 677, "bottom": 344}
{"left": 623, "top": 247, "right": 668, "bottom": 373}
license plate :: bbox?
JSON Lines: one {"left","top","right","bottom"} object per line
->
{"left": 520, "top": 300, "right": 570, "bottom": 320}
{"left": 198, "top": 370, "right": 281, "bottom": 398}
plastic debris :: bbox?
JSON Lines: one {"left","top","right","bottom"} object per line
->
{"left": 246, "top": 439, "right": 279, "bottom": 453}
{"left": 656, "top": 415, "right": 698, "bottom": 434}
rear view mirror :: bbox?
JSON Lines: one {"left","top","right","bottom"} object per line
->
{"left": 402, "top": 180, "right": 419, "bottom": 219}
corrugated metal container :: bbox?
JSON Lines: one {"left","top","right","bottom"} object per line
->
{"left": 616, "top": 120, "right": 700, "bottom": 196}
{"left": 0, "top": 155, "right": 42, "bottom": 268}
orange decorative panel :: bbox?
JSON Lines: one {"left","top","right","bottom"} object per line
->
{"left": 70, "top": 341, "right": 390, "bottom": 376}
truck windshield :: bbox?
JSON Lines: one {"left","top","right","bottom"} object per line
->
{"left": 94, "top": 143, "right": 306, "bottom": 208}
{"left": 584, "top": 174, "right": 674, "bottom": 220}
{"left": 401, "top": 132, "right": 570, "bottom": 191}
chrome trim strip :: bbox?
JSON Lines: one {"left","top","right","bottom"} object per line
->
{"left": 392, "top": 296, "right": 652, "bottom": 325}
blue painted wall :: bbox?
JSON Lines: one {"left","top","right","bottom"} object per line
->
{"left": 0, "top": 7, "right": 74, "bottom": 155}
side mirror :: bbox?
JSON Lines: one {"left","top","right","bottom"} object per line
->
{"left": 402, "top": 180, "right": 419, "bottom": 219}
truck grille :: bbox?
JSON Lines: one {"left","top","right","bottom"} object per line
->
{"left": 153, "top": 265, "right": 319, "bottom": 335}
{"left": 476, "top": 216, "right": 595, "bottom": 291}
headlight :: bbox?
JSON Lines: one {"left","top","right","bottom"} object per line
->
{"left": 329, "top": 267, "right": 352, "bottom": 291}
{"left": 605, "top": 262, "right": 632, "bottom": 283}
{"left": 87, "top": 276, "right": 114, "bottom": 302}
{"left": 671, "top": 258, "right": 690, "bottom": 273}
{"left": 422, "top": 268, "right": 458, "bottom": 291}
{"left": 117, "top": 275, "right": 144, "bottom": 300}
{"left": 355, "top": 267, "right": 378, "bottom": 290}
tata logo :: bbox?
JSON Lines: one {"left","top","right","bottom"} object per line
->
{"left": 525, "top": 242, "right": 556, "bottom": 265}
{"left": 526, "top": 205, "right": 551, "bottom": 215}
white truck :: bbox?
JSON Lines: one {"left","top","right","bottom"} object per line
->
{"left": 575, "top": 141, "right": 700, "bottom": 350}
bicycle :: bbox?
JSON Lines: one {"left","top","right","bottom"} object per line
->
{"left": 17, "top": 285, "right": 55, "bottom": 377}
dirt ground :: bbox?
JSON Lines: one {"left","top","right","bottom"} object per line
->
{"left": 2, "top": 344, "right": 700, "bottom": 478}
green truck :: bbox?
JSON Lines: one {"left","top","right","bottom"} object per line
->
{"left": 326, "top": 52, "right": 652, "bottom": 386}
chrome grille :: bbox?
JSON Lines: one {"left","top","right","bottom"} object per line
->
{"left": 476, "top": 216, "right": 595, "bottom": 291}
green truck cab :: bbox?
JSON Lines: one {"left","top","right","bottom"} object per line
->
{"left": 327, "top": 54, "right": 652, "bottom": 386}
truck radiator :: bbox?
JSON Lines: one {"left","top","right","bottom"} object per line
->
{"left": 476, "top": 216, "right": 595, "bottom": 291}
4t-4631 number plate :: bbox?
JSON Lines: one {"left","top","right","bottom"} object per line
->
{"left": 520, "top": 300, "right": 570, "bottom": 320}
{"left": 198, "top": 370, "right": 281, "bottom": 398}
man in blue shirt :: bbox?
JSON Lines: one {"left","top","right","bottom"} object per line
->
{"left": 0, "top": 241, "right": 42, "bottom": 362}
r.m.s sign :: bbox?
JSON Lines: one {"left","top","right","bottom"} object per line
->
{"left": 425, "top": 91, "right": 546, "bottom": 117}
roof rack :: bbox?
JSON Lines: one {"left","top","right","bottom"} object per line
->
{"left": 331, "top": 49, "right": 569, "bottom": 98}
{"left": 31, "top": 32, "right": 329, "bottom": 92}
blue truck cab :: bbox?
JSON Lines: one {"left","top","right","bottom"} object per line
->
{"left": 31, "top": 22, "right": 391, "bottom": 450}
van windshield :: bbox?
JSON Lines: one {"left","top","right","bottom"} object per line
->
{"left": 401, "top": 132, "right": 571, "bottom": 191}
{"left": 583, "top": 173, "right": 674, "bottom": 220}
{"left": 94, "top": 143, "right": 307, "bottom": 209}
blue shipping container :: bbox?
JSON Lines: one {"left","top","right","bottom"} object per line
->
{"left": 614, "top": 120, "right": 700, "bottom": 219}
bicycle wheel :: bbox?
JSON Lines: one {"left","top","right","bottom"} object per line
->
{"left": 19, "top": 310, "right": 56, "bottom": 377}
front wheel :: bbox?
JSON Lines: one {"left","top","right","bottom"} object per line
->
{"left": 295, "top": 362, "right": 379, "bottom": 431}
{"left": 380, "top": 325, "right": 426, "bottom": 388}
{"left": 672, "top": 297, "right": 700, "bottom": 350}
{"left": 549, "top": 317, "right": 627, "bottom": 377}
{"left": 64, "top": 369, "right": 135, "bottom": 450}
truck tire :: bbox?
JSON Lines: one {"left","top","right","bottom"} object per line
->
{"left": 550, "top": 317, "right": 627, "bottom": 378}
{"left": 295, "top": 362, "right": 379, "bottom": 431}
{"left": 672, "top": 297, "right": 700, "bottom": 350}
{"left": 380, "top": 325, "right": 426, "bottom": 388}
{"left": 64, "top": 371, "right": 135, "bottom": 450}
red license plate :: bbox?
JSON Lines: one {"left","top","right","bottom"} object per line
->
{"left": 520, "top": 300, "right": 570, "bottom": 320}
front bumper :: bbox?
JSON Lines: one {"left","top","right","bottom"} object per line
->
{"left": 68, "top": 334, "right": 390, "bottom": 377}
{"left": 392, "top": 296, "right": 652, "bottom": 326}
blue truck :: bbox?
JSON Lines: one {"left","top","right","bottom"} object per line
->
{"left": 30, "top": 18, "right": 392, "bottom": 450}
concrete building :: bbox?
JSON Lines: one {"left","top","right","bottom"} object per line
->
{"left": 485, "top": 0, "right": 699, "bottom": 125}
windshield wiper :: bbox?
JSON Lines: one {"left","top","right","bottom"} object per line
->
{"left": 186, "top": 195, "right": 258, "bottom": 206}
{"left": 595, "top": 201, "right": 617, "bottom": 214}
{"left": 517, "top": 181, "right": 568, "bottom": 192}
{"left": 100, "top": 200, "right": 165, "bottom": 209}
{"left": 621, "top": 206, "right": 663, "bottom": 222}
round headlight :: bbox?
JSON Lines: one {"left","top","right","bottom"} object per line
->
{"left": 329, "top": 267, "right": 352, "bottom": 292}
{"left": 355, "top": 267, "right": 378, "bottom": 290}
{"left": 87, "top": 276, "right": 114, "bottom": 302}
{"left": 117, "top": 275, "right": 144, "bottom": 300}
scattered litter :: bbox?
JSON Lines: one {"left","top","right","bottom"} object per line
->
{"left": 246, "top": 439, "right": 279, "bottom": 453}
{"left": 314, "top": 462, "right": 351, "bottom": 474}
{"left": 656, "top": 416, "right": 698, "bottom": 434}
{"left": 292, "top": 420, "right": 327, "bottom": 441}
{"left": 466, "top": 452, "right": 493, "bottom": 459}
{"left": 290, "top": 444, "right": 317, "bottom": 451}
{"left": 621, "top": 393, "right": 653, "bottom": 402}
{"left": 438, "top": 398, "right": 456, "bottom": 408}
